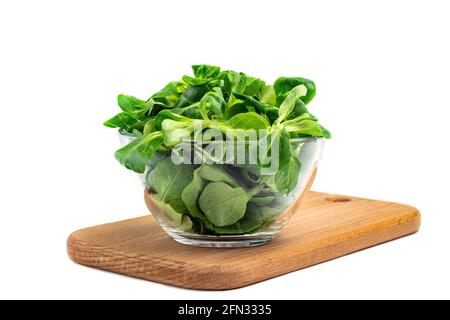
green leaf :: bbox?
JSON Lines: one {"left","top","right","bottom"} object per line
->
{"left": 243, "top": 76, "right": 265, "bottom": 97}
{"left": 178, "top": 103, "right": 204, "bottom": 119}
{"left": 181, "top": 76, "right": 211, "bottom": 86}
{"left": 114, "top": 131, "right": 164, "bottom": 173}
{"left": 151, "top": 81, "right": 187, "bottom": 108}
{"left": 180, "top": 167, "right": 216, "bottom": 232}
{"left": 198, "top": 88, "right": 225, "bottom": 120}
{"left": 199, "top": 182, "right": 249, "bottom": 227}
{"left": 276, "top": 85, "right": 308, "bottom": 125}
{"left": 175, "top": 85, "right": 209, "bottom": 108}
{"left": 284, "top": 119, "right": 328, "bottom": 137}
{"left": 275, "top": 156, "right": 301, "bottom": 194}
{"left": 319, "top": 124, "right": 332, "bottom": 139}
{"left": 199, "top": 165, "right": 240, "bottom": 187}
{"left": 181, "top": 168, "right": 206, "bottom": 218}
{"left": 213, "top": 197, "right": 284, "bottom": 234}
{"left": 249, "top": 196, "right": 275, "bottom": 206}
{"left": 104, "top": 112, "right": 139, "bottom": 132}
{"left": 287, "top": 99, "right": 309, "bottom": 120}
{"left": 278, "top": 127, "right": 292, "bottom": 169}
{"left": 161, "top": 119, "right": 193, "bottom": 147}
{"left": 146, "top": 150, "right": 168, "bottom": 173}
{"left": 155, "top": 109, "right": 192, "bottom": 130}
{"left": 143, "top": 118, "right": 156, "bottom": 135}
{"left": 225, "top": 104, "right": 249, "bottom": 120}
{"left": 213, "top": 213, "right": 262, "bottom": 234}
{"left": 181, "top": 65, "right": 220, "bottom": 86}
{"left": 260, "top": 174, "right": 277, "bottom": 192}
{"left": 117, "top": 94, "right": 149, "bottom": 119}
{"left": 259, "top": 128, "right": 291, "bottom": 172}
{"left": 274, "top": 77, "right": 316, "bottom": 105}
{"left": 148, "top": 158, "right": 194, "bottom": 207}
{"left": 226, "top": 112, "right": 270, "bottom": 130}
{"left": 246, "top": 202, "right": 281, "bottom": 221}
{"left": 281, "top": 112, "right": 317, "bottom": 126}
{"left": 168, "top": 198, "right": 188, "bottom": 214}
{"left": 232, "top": 92, "right": 268, "bottom": 114}
{"left": 218, "top": 70, "right": 247, "bottom": 96}
{"left": 260, "top": 85, "right": 276, "bottom": 105}
{"left": 238, "top": 167, "right": 262, "bottom": 185}
{"left": 151, "top": 195, "right": 192, "bottom": 229}
{"left": 192, "top": 64, "right": 221, "bottom": 79}
{"left": 131, "top": 129, "right": 143, "bottom": 138}
{"left": 152, "top": 81, "right": 185, "bottom": 98}
{"left": 266, "top": 107, "right": 279, "bottom": 124}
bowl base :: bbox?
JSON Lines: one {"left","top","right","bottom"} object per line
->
{"left": 167, "top": 232, "right": 274, "bottom": 248}
{"left": 164, "top": 226, "right": 277, "bottom": 247}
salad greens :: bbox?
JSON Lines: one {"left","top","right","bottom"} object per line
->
{"left": 105, "top": 65, "right": 330, "bottom": 235}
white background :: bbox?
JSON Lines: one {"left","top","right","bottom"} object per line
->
{"left": 1, "top": 0, "right": 449, "bottom": 300}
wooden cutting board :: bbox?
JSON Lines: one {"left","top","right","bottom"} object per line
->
{"left": 67, "top": 192, "right": 420, "bottom": 290}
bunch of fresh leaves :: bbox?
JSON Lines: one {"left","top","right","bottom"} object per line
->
{"left": 104, "top": 65, "right": 330, "bottom": 234}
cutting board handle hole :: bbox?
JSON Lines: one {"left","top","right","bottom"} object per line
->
{"left": 325, "top": 196, "right": 352, "bottom": 203}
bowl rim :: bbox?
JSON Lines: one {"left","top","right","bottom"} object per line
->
{"left": 118, "top": 129, "right": 325, "bottom": 144}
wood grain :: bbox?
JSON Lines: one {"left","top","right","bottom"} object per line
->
{"left": 67, "top": 192, "right": 420, "bottom": 290}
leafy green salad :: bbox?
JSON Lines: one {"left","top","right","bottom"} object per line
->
{"left": 105, "top": 65, "right": 330, "bottom": 235}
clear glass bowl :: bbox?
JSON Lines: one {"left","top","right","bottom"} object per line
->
{"left": 119, "top": 132, "right": 324, "bottom": 247}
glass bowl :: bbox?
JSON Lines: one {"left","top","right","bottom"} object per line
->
{"left": 120, "top": 132, "right": 324, "bottom": 247}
